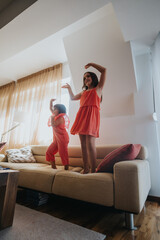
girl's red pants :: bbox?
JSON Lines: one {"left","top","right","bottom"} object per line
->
{"left": 46, "top": 139, "right": 69, "bottom": 166}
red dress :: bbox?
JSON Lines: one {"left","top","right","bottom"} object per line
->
{"left": 70, "top": 88, "right": 100, "bottom": 138}
{"left": 46, "top": 113, "right": 70, "bottom": 166}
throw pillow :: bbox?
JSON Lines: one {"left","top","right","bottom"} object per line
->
{"left": 96, "top": 144, "right": 141, "bottom": 173}
{"left": 0, "top": 142, "right": 6, "bottom": 151}
{"left": 6, "top": 146, "right": 36, "bottom": 163}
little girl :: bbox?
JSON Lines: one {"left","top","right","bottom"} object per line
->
{"left": 46, "top": 99, "right": 70, "bottom": 170}
{"left": 62, "top": 63, "right": 106, "bottom": 173}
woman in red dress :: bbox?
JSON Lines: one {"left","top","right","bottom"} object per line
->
{"left": 62, "top": 63, "right": 106, "bottom": 173}
{"left": 46, "top": 99, "right": 70, "bottom": 170}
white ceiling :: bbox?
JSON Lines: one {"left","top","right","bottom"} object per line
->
{"left": 0, "top": 0, "right": 160, "bottom": 86}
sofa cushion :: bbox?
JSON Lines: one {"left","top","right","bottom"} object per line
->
{"left": 18, "top": 168, "right": 59, "bottom": 193}
{"left": 18, "top": 166, "right": 82, "bottom": 193}
{"left": 6, "top": 146, "right": 36, "bottom": 163}
{"left": 96, "top": 144, "right": 141, "bottom": 173}
{"left": 52, "top": 171, "right": 114, "bottom": 206}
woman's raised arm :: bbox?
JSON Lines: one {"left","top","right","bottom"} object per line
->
{"left": 85, "top": 63, "right": 106, "bottom": 89}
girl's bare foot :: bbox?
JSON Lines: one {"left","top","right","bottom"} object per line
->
{"left": 51, "top": 162, "right": 57, "bottom": 169}
{"left": 64, "top": 165, "right": 69, "bottom": 170}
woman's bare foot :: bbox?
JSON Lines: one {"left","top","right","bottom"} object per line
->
{"left": 51, "top": 162, "right": 57, "bottom": 169}
{"left": 81, "top": 168, "right": 90, "bottom": 174}
{"left": 64, "top": 165, "right": 69, "bottom": 170}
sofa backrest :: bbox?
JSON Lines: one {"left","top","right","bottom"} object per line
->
{"left": 31, "top": 144, "right": 148, "bottom": 168}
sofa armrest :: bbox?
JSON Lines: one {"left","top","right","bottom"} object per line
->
{"left": 114, "top": 160, "right": 151, "bottom": 214}
{"left": 0, "top": 154, "right": 6, "bottom": 162}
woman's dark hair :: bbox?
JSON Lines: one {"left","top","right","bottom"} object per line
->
{"left": 54, "top": 104, "right": 66, "bottom": 114}
{"left": 82, "top": 72, "right": 98, "bottom": 90}
{"left": 82, "top": 71, "right": 103, "bottom": 102}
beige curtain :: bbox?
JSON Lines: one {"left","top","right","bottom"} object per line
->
{"left": 0, "top": 82, "right": 16, "bottom": 153}
{"left": 6, "top": 63, "right": 62, "bottom": 149}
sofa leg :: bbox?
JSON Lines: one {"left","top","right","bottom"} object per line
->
{"left": 125, "top": 212, "right": 137, "bottom": 230}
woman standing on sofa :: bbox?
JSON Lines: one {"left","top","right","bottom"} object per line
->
{"left": 62, "top": 63, "right": 106, "bottom": 173}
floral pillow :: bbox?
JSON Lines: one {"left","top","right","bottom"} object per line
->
{"left": 6, "top": 146, "right": 36, "bottom": 163}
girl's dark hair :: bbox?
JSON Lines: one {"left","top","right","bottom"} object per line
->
{"left": 82, "top": 72, "right": 98, "bottom": 90}
{"left": 82, "top": 71, "right": 103, "bottom": 102}
{"left": 54, "top": 104, "right": 66, "bottom": 114}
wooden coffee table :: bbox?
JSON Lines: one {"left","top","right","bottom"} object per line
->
{"left": 0, "top": 169, "right": 19, "bottom": 230}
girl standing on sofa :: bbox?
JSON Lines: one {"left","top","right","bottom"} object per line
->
{"left": 46, "top": 99, "right": 70, "bottom": 170}
{"left": 62, "top": 63, "right": 106, "bottom": 173}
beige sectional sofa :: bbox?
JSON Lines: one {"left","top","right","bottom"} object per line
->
{"left": 0, "top": 144, "right": 151, "bottom": 229}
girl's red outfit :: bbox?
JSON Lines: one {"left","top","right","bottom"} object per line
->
{"left": 46, "top": 113, "right": 69, "bottom": 166}
{"left": 70, "top": 88, "right": 101, "bottom": 138}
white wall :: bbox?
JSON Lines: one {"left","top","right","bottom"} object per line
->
{"left": 152, "top": 33, "right": 160, "bottom": 128}
{"left": 150, "top": 33, "right": 160, "bottom": 196}
{"left": 63, "top": 3, "right": 136, "bottom": 145}
{"left": 133, "top": 52, "right": 160, "bottom": 196}
{"left": 0, "top": 0, "right": 109, "bottom": 63}
{"left": 62, "top": 4, "right": 160, "bottom": 197}
{"left": 112, "top": 0, "right": 160, "bottom": 45}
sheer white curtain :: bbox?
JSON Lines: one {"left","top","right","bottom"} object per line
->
{"left": 7, "top": 64, "right": 62, "bottom": 149}
{"left": 0, "top": 82, "right": 16, "bottom": 153}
